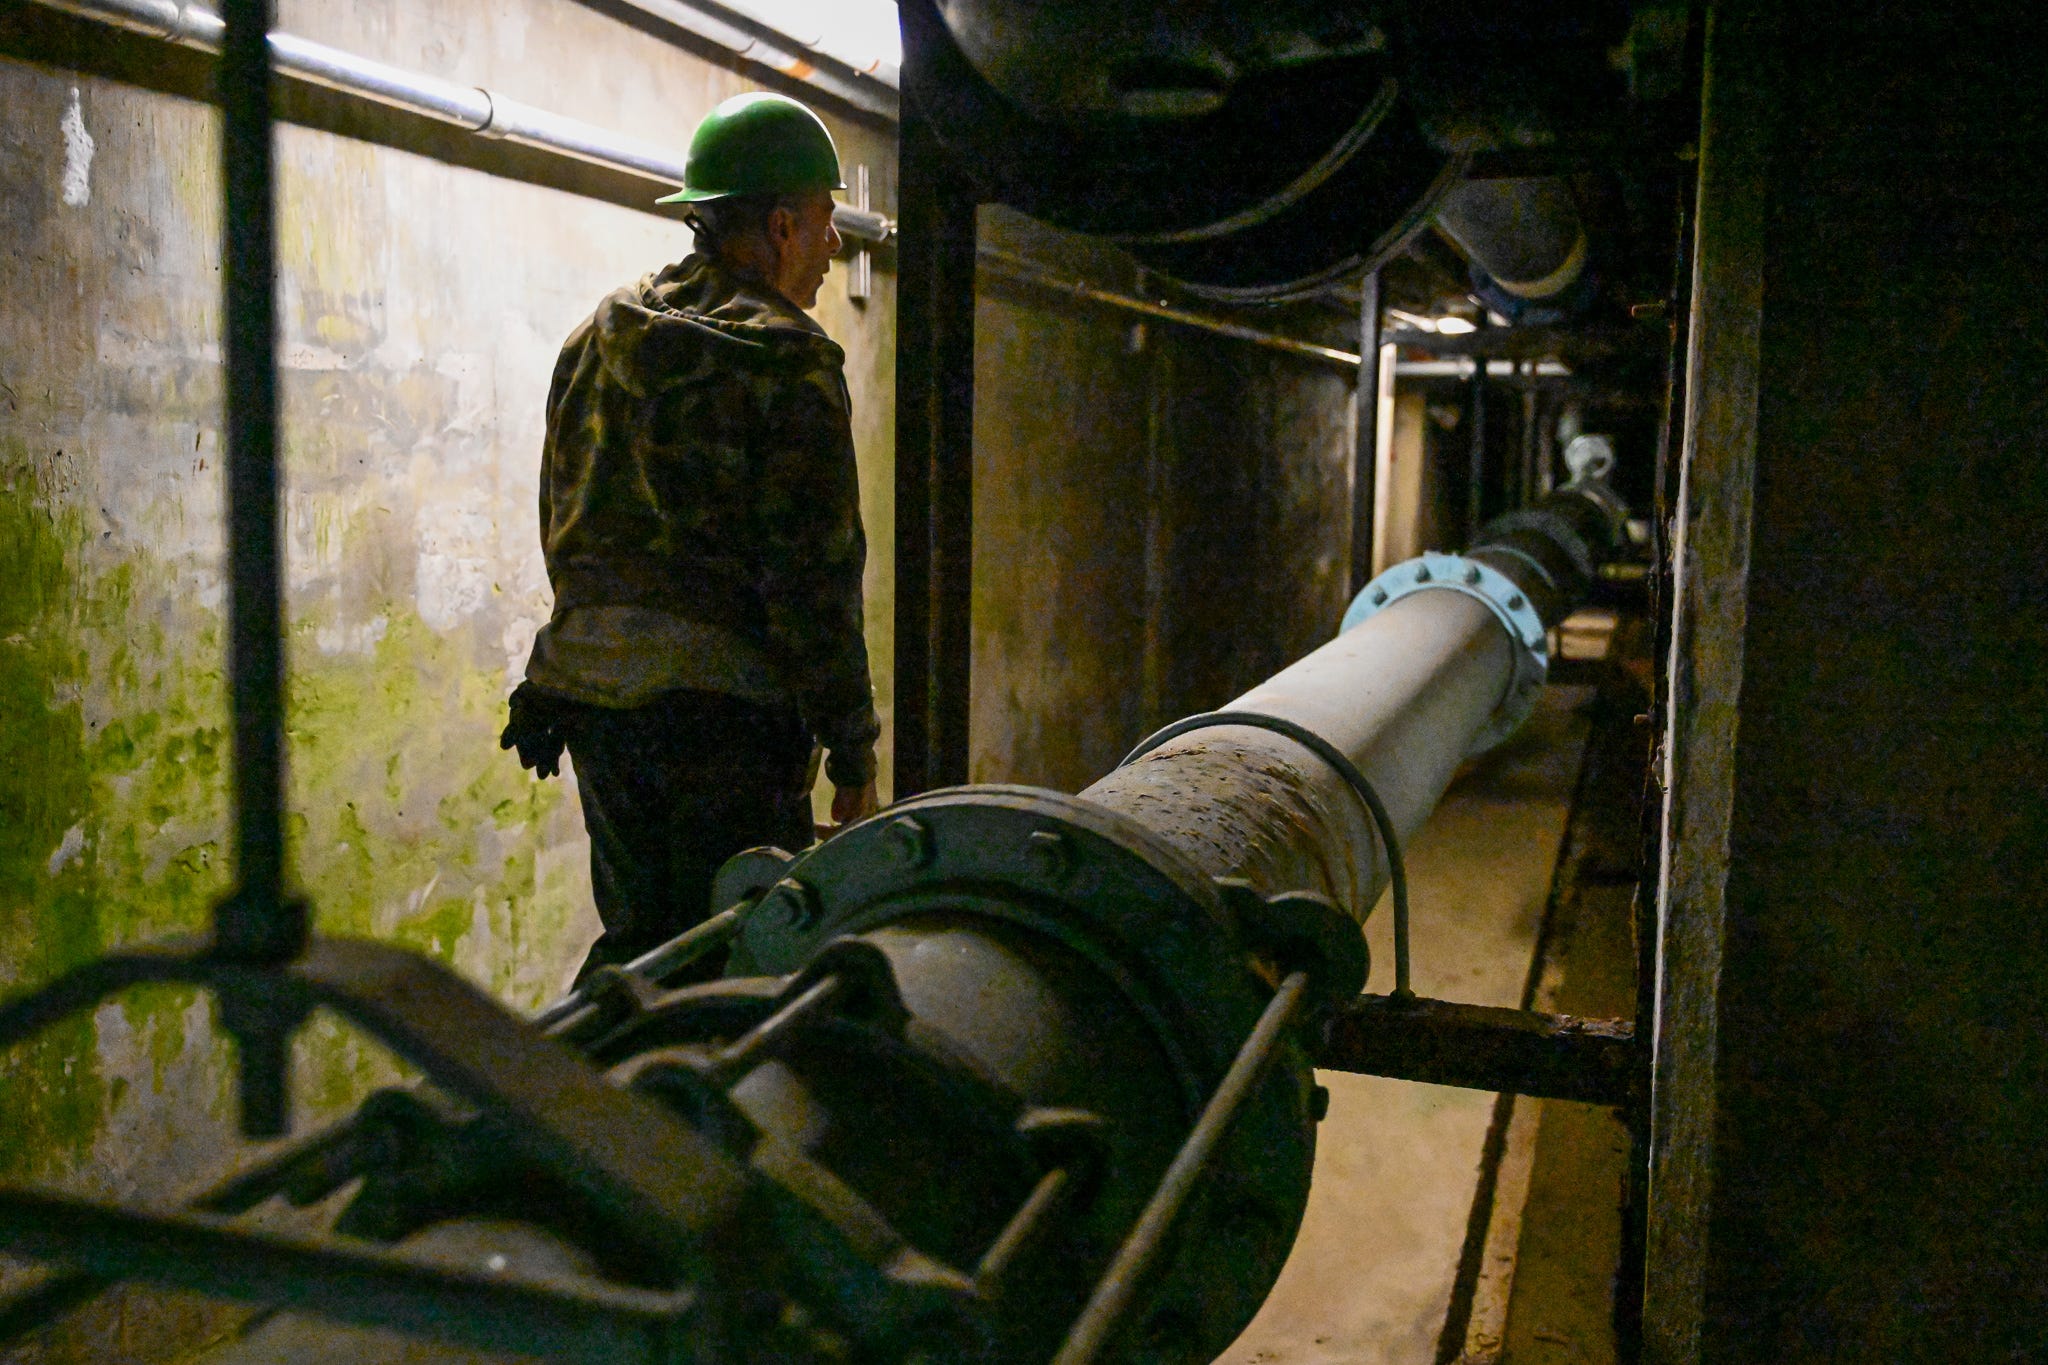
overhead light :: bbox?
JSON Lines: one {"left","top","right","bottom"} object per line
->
{"left": 722, "top": 0, "right": 903, "bottom": 75}
{"left": 1434, "top": 316, "right": 1478, "bottom": 335}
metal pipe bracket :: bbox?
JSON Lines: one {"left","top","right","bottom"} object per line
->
{"left": 1342, "top": 550, "right": 1550, "bottom": 753}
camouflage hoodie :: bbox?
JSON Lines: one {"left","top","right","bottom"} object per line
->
{"left": 524, "top": 253, "right": 879, "bottom": 787}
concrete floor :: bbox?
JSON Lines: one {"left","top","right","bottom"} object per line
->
{"left": 1217, "top": 684, "right": 1597, "bottom": 1365}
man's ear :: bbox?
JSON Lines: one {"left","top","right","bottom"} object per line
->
{"left": 766, "top": 203, "right": 798, "bottom": 250}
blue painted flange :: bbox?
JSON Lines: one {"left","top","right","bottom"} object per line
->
{"left": 1340, "top": 551, "right": 1550, "bottom": 754}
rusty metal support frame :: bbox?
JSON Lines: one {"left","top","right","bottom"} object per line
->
{"left": 1317, "top": 994, "right": 1636, "bottom": 1108}
{"left": 0, "top": 936, "right": 757, "bottom": 1356}
{"left": 893, "top": 82, "right": 979, "bottom": 796}
{"left": 1310, "top": 650, "right": 1652, "bottom": 1115}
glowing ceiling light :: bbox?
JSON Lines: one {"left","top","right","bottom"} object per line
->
{"left": 722, "top": 0, "right": 902, "bottom": 76}
{"left": 1434, "top": 316, "right": 1478, "bottom": 335}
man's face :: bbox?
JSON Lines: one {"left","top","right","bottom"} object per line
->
{"left": 768, "top": 192, "right": 843, "bottom": 310}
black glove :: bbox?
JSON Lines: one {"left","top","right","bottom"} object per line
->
{"left": 500, "top": 681, "right": 570, "bottom": 779}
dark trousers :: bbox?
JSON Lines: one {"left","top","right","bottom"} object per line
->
{"left": 563, "top": 690, "right": 813, "bottom": 986}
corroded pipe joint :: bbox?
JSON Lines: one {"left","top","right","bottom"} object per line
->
{"left": 724, "top": 786, "right": 1338, "bottom": 1361}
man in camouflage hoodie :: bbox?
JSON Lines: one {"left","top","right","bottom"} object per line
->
{"left": 502, "top": 93, "right": 880, "bottom": 983}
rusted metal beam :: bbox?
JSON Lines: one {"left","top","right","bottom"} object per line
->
{"left": 1317, "top": 994, "right": 1636, "bottom": 1107}
{"left": 892, "top": 104, "right": 978, "bottom": 797}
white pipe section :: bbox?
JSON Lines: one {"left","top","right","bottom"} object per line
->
{"left": 1396, "top": 360, "right": 1573, "bottom": 378}
{"left": 1083, "top": 589, "right": 1517, "bottom": 925}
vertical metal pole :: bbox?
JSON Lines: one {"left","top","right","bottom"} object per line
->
{"left": 1139, "top": 272, "right": 1172, "bottom": 732}
{"left": 892, "top": 105, "right": 977, "bottom": 796}
{"left": 1464, "top": 345, "right": 1489, "bottom": 542}
{"left": 216, "top": 0, "right": 299, "bottom": 963}
{"left": 1519, "top": 363, "right": 1540, "bottom": 510}
{"left": 847, "top": 164, "right": 873, "bottom": 304}
{"left": 1349, "top": 271, "right": 1382, "bottom": 597}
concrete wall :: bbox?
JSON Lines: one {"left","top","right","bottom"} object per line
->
{"left": 0, "top": 0, "right": 895, "bottom": 1214}
{"left": 1648, "top": 8, "right": 2048, "bottom": 1360}
{"left": 970, "top": 207, "right": 1362, "bottom": 791}
{"left": 0, "top": 1, "right": 1363, "bottom": 1353}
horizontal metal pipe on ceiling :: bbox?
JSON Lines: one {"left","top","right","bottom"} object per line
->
{"left": 598, "top": 0, "right": 900, "bottom": 97}
{"left": 30, "top": 0, "right": 897, "bottom": 242}
{"left": 1434, "top": 176, "right": 1589, "bottom": 303}
{"left": 978, "top": 247, "right": 1365, "bottom": 370}
{"left": 1396, "top": 359, "right": 1573, "bottom": 378}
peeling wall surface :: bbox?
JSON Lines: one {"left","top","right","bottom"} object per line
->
{"left": 0, "top": 0, "right": 895, "bottom": 1223}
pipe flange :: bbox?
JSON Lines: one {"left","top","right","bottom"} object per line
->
{"left": 729, "top": 786, "right": 1271, "bottom": 1105}
{"left": 1341, "top": 551, "right": 1549, "bottom": 755}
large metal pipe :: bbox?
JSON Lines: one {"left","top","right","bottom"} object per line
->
{"left": 28, "top": 0, "right": 897, "bottom": 241}
{"left": 1085, "top": 478, "right": 1623, "bottom": 926}
{"left": 1084, "top": 590, "right": 1512, "bottom": 920}
{"left": 1, "top": 478, "right": 1625, "bottom": 1362}
{"left": 1434, "top": 176, "right": 1593, "bottom": 323}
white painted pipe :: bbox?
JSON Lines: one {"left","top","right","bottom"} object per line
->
{"left": 30, "top": 0, "right": 898, "bottom": 242}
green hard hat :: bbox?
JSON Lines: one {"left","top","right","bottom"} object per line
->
{"left": 657, "top": 92, "right": 845, "bottom": 204}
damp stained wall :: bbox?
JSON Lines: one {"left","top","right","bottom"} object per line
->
{"left": 0, "top": 0, "right": 896, "bottom": 1226}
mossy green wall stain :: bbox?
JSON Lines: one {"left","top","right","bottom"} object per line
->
{"left": 0, "top": 12, "right": 889, "bottom": 1236}
{"left": 2, "top": 458, "right": 116, "bottom": 1177}
{"left": 0, "top": 465, "right": 585, "bottom": 1185}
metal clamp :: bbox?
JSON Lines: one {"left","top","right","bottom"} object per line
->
{"left": 1341, "top": 551, "right": 1550, "bottom": 754}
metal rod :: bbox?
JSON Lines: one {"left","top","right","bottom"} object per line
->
{"left": 1520, "top": 365, "right": 1540, "bottom": 508}
{"left": 214, "top": 0, "right": 296, "bottom": 961}
{"left": 708, "top": 974, "right": 841, "bottom": 1078}
{"left": 531, "top": 905, "right": 743, "bottom": 1032}
{"left": 978, "top": 247, "right": 1363, "bottom": 371}
{"left": 1465, "top": 319, "right": 1490, "bottom": 542}
{"left": 1351, "top": 269, "right": 1383, "bottom": 595}
{"left": 28, "top": 0, "right": 895, "bottom": 241}
{"left": 0, "top": 1188, "right": 693, "bottom": 1363}
{"left": 972, "top": 1166, "right": 1072, "bottom": 1299}
{"left": 1051, "top": 971, "right": 1311, "bottom": 1365}
{"left": 0, "top": 1109, "right": 402, "bottom": 1345}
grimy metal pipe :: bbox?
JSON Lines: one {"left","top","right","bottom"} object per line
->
{"left": 46, "top": 481, "right": 1625, "bottom": 1365}
{"left": 1084, "top": 478, "right": 1624, "bottom": 925}
{"left": 29, "top": 0, "right": 898, "bottom": 239}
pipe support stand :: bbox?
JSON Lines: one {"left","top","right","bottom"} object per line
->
{"left": 1344, "top": 550, "right": 1549, "bottom": 754}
